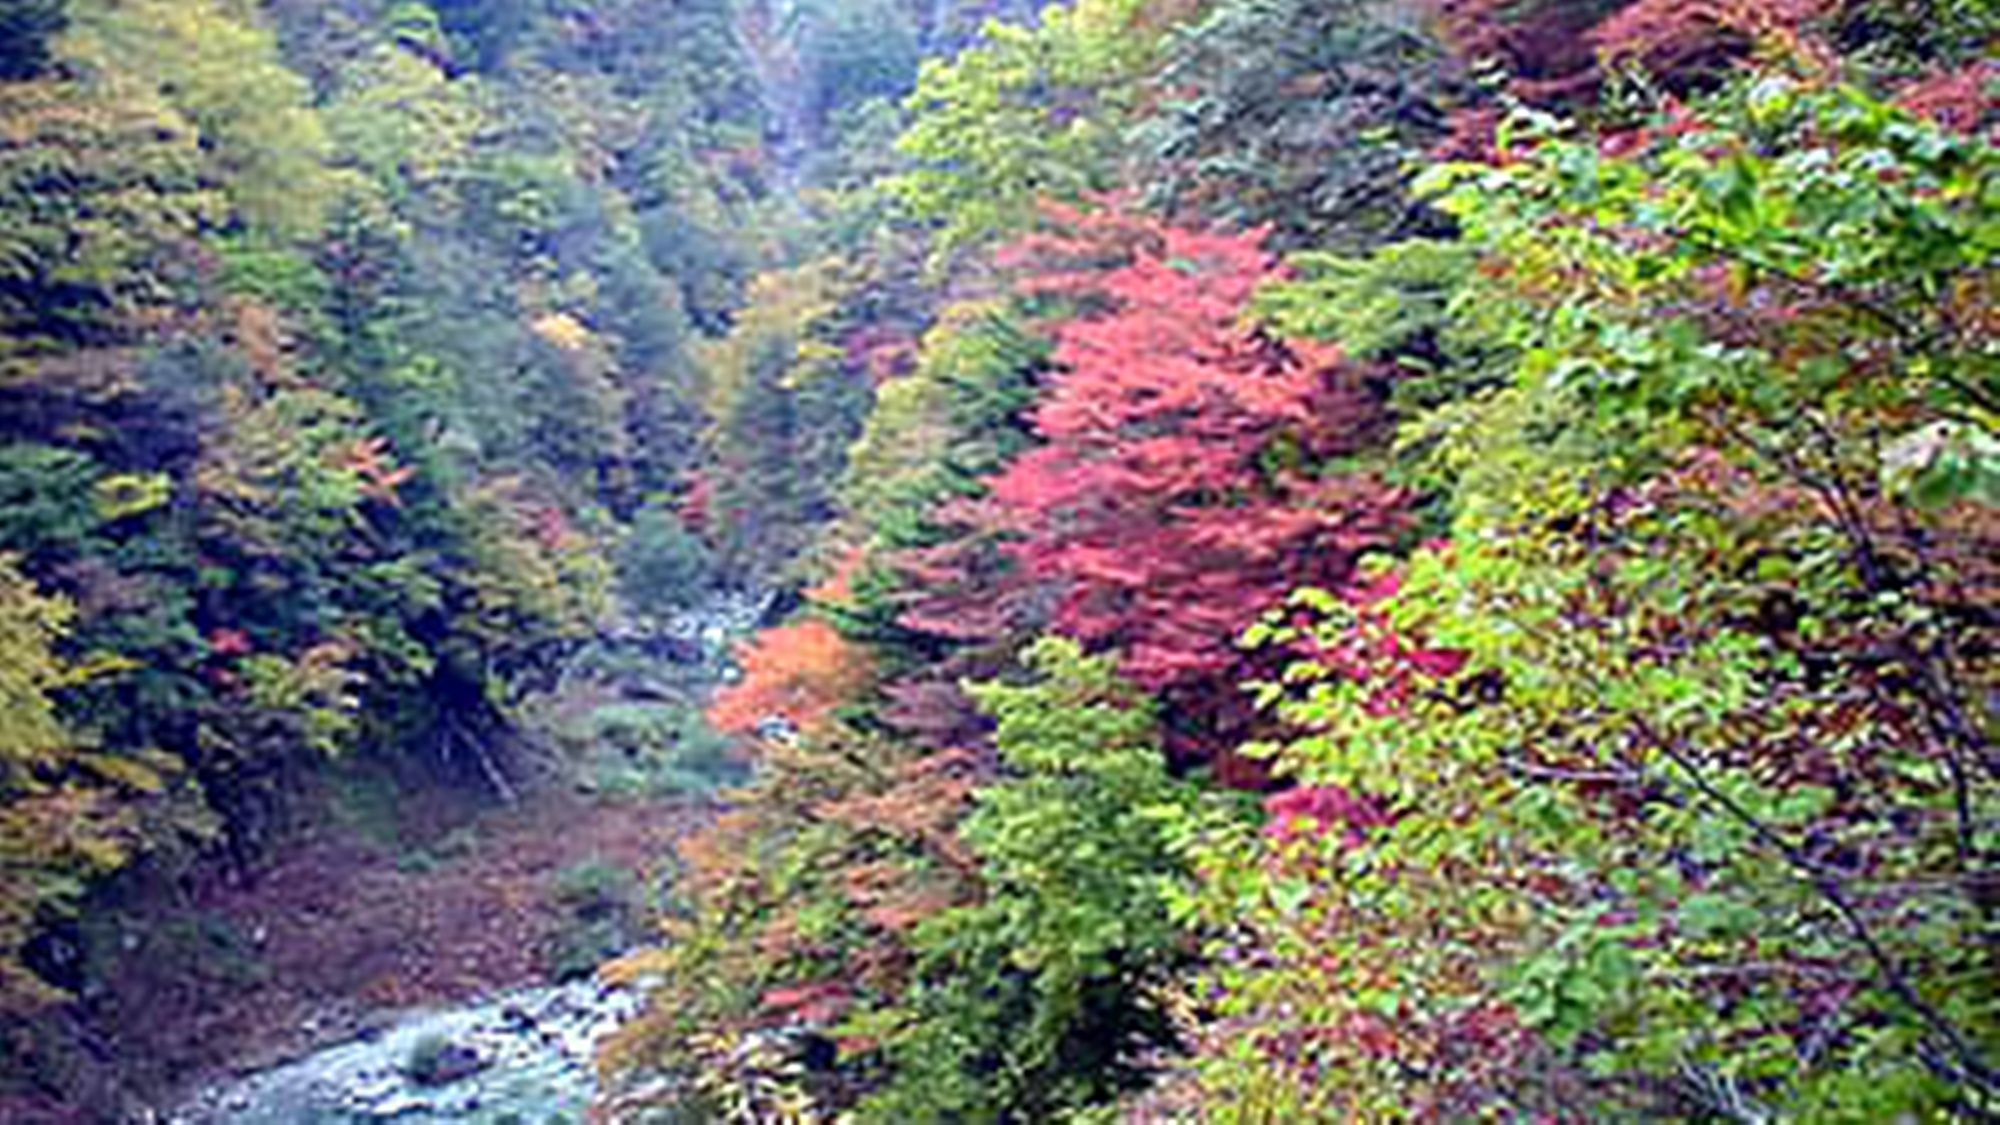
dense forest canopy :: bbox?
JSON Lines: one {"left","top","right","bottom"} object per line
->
{"left": 0, "top": 0, "right": 1996, "bottom": 1121}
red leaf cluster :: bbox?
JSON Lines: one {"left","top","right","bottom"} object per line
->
{"left": 1263, "top": 785, "right": 1390, "bottom": 847}
{"left": 1899, "top": 59, "right": 2000, "bottom": 139}
{"left": 1589, "top": 0, "right": 1837, "bottom": 76}
{"left": 984, "top": 210, "right": 1407, "bottom": 722}
{"left": 1426, "top": 0, "right": 1839, "bottom": 159}
{"left": 1297, "top": 569, "right": 1468, "bottom": 715}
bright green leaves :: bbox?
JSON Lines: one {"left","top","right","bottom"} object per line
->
{"left": 1504, "top": 905, "right": 1643, "bottom": 1049}
{"left": 1675, "top": 890, "right": 1763, "bottom": 942}
{"left": 325, "top": 36, "right": 486, "bottom": 208}
{"left": 890, "top": 0, "right": 1155, "bottom": 256}
{"left": 1173, "top": 61, "right": 2000, "bottom": 1119}
{"left": 1426, "top": 80, "right": 2000, "bottom": 443}
{"left": 1180, "top": 576, "right": 1558, "bottom": 1118}
{"left": 966, "top": 637, "right": 1161, "bottom": 781}
{"left": 861, "top": 638, "right": 1213, "bottom": 1121}
{"left": 1253, "top": 240, "right": 1483, "bottom": 364}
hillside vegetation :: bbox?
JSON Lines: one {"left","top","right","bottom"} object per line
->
{"left": 2, "top": 0, "right": 1997, "bottom": 1121}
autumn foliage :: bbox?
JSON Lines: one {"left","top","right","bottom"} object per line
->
{"left": 709, "top": 617, "right": 875, "bottom": 740}
{"left": 477, "top": 0, "right": 2000, "bottom": 1120}
{"left": 1591, "top": 0, "right": 1837, "bottom": 75}
{"left": 985, "top": 207, "right": 1408, "bottom": 749}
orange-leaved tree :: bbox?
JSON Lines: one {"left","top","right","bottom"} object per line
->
{"left": 709, "top": 617, "right": 875, "bottom": 741}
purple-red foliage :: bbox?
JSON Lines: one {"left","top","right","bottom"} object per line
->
{"left": 978, "top": 207, "right": 1409, "bottom": 775}
{"left": 1899, "top": 59, "right": 2000, "bottom": 139}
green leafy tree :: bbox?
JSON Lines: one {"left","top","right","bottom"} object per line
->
{"left": 324, "top": 36, "right": 487, "bottom": 209}
{"left": 618, "top": 501, "right": 714, "bottom": 617}
{"left": 890, "top": 0, "right": 1157, "bottom": 255}
{"left": 65, "top": 0, "right": 339, "bottom": 239}
{"left": 1172, "top": 73, "right": 2000, "bottom": 1120}
{"left": 797, "top": 0, "right": 922, "bottom": 140}
{"left": 856, "top": 638, "right": 1216, "bottom": 1122}
{"left": 0, "top": 75, "right": 221, "bottom": 376}
{"left": 1133, "top": 0, "right": 1468, "bottom": 249}
{"left": 699, "top": 260, "right": 876, "bottom": 582}
{"left": 0, "top": 556, "right": 137, "bottom": 1017}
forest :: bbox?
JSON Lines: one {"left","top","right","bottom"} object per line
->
{"left": 0, "top": 0, "right": 1996, "bottom": 1121}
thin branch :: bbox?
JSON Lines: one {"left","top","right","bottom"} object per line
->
{"left": 1634, "top": 718, "right": 2000, "bottom": 1100}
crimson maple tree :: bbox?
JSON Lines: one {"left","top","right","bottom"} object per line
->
{"left": 982, "top": 207, "right": 1408, "bottom": 769}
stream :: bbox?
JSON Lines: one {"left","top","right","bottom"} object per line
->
{"left": 168, "top": 978, "right": 643, "bottom": 1125}
{"left": 166, "top": 591, "right": 773, "bottom": 1125}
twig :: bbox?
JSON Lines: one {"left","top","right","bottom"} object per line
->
{"left": 1635, "top": 718, "right": 2000, "bottom": 1100}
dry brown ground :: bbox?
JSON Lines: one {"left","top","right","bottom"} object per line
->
{"left": 12, "top": 780, "right": 711, "bottom": 1122}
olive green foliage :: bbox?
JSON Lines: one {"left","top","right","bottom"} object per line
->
{"left": 65, "top": 0, "right": 340, "bottom": 239}
{"left": 838, "top": 302, "right": 1043, "bottom": 546}
{"left": 324, "top": 35, "right": 485, "bottom": 206}
{"left": 619, "top": 504, "right": 715, "bottom": 618}
{"left": 1134, "top": 0, "right": 1467, "bottom": 249}
{"left": 1836, "top": 0, "right": 2000, "bottom": 76}
{"left": 0, "top": 75, "right": 221, "bottom": 373}
{"left": 1253, "top": 238, "right": 1513, "bottom": 484}
{"left": 571, "top": 701, "right": 742, "bottom": 799}
{"left": 0, "top": 0, "right": 776, "bottom": 1059}
{"left": 547, "top": 859, "right": 645, "bottom": 981}
{"left": 0, "top": 556, "right": 136, "bottom": 1016}
{"left": 699, "top": 259, "right": 879, "bottom": 583}
{"left": 1254, "top": 239, "right": 1487, "bottom": 368}
{"left": 826, "top": 300, "right": 1044, "bottom": 671}
{"left": 797, "top": 0, "right": 923, "bottom": 137}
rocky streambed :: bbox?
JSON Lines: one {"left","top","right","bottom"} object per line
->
{"left": 159, "top": 592, "right": 776, "bottom": 1125}
{"left": 169, "top": 977, "right": 644, "bottom": 1125}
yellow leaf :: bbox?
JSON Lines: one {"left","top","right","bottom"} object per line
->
{"left": 531, "top": 311, "right": 595, "bottom": 351}
{"left": 76, "top": 752, "right": 166, "bottom": 795}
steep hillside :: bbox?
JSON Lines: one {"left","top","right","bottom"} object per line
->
{"left": 3, "top": 0, "right": 1998, "bottom": 1122}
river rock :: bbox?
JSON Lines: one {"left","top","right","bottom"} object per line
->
{"left": 406, "top": 1041, "right": 488, "bottom": 1086}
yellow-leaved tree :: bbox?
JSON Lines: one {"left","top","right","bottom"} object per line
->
{"left": 0, "top": 556, "right": 133, "bottom": 1015}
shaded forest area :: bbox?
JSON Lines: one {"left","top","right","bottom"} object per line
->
{"left": 0, "top": 0, "right": 965, "bottom": 1116}
{"left": 3, "top": 0, "right": 1999, "bottom": 1121}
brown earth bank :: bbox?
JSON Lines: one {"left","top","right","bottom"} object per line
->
{"left": 2, "top": 769, "right": 712, "bottom": 1124}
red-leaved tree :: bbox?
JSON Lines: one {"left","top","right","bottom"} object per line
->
{"left": 978, "top": 207, "right": 1408, "bottom": 772}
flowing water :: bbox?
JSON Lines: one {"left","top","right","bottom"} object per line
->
{"left": 170, "top": 592, "right": 777, "bottom": 1125}
{"left": 169, "top": 978, "right": 643, "bottom": 1125}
